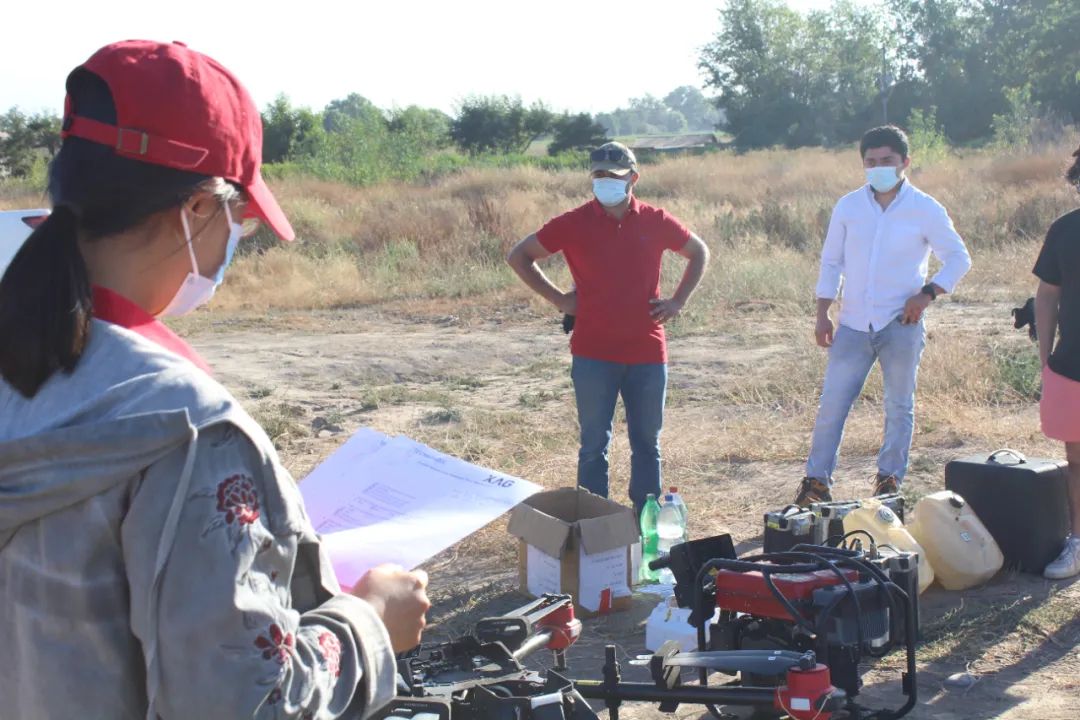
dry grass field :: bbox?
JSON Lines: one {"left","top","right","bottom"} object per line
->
{"left": 4, "top": 139, "right": 1080, "bottom": 718}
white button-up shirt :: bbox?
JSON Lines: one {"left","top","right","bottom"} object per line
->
{"left": 815, "top": 181, "right": 972, "bottom": 332}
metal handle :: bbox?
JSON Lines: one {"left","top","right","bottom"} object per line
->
{"left": 987, "top": 448, "right": 1027, "bottom": 465}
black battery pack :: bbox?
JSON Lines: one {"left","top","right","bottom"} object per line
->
{"left": 763, "top": 505, "right": 816, "bottom": 553}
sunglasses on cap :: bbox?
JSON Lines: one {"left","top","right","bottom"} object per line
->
{"left": 590, "top": 147, "right": 632, "bottom": 163}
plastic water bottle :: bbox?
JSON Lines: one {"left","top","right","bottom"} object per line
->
{"left": 640, "top": 494, "right": 661, "bottom": 583}
{"left": 666, "top": 486, "right": 689, "bottom": 542}
{"left": 656, "top": 491, "right": 687, "bottom": 584}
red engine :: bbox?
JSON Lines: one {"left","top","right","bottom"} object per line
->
{"left": 713, "top": 564, "right": 860, "bottom": 620}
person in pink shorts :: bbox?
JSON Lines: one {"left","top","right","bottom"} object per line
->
{"left": 1035, "top": 143, "right": 1080, "bottom": 579}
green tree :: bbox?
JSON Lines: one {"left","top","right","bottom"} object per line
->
{"left": 0, "top": 108, "right": 61, "bottom": 177}
{"left": 523, "top": 102, "right": 555, "bottom": 151}
{"left": 892, "top": 0, "right": 1009, "bottom": 143}
{"left": 0, "top": 109, "right": 33, "bottom": 176}
{"left": 450, "top": 96, "right": 554, "bottom": 154}
{"left": 699, "top": 0, "right": 815, "bottom": 149}
{"left": 450, "top": 96, "right": 507, "bottom": 154}
{"left": 593, "top": 111, "right": 620, "bottom": 136}
{"left": 387, "top": 106, "right": 452, "bottom": 149}
{"left": 261, "top": 95, "right": 326, "bottom": 163}
{"left": 323, "top": 93, "right": 384, "bottom": 133}
{"left": 548, "top": 113, "right": 608, "bottom": 155}
{"left": 809, "top": 0, "right": 893, "bottom": 141}
{"left": 302, "top": 111, "right": 439, "bottom": 186}
{"left": 890, "top": 0, "right": 1078, "bottom": 143}
{"left": 663, "top": 86, "right": 723, "bottom": 131}
{"left": 27, "top": 112, "right": 61, "bottom": 156}
{"left": 979, "top": 0, "right": 1080, "bottom": 123}
{"left": 594, "top": 93, "right": 691, "bottom": 136}
{"left": 905, "top": 106, "right": 949, "bottom": 163}
{"left": 628, "top": 95, "right": 688, "bottom": 134}
{"left": 699, "top": 0, "right": 890, "bottom": 149}
{"left": 990, "top": 85, "right": 1040, "bottom": 149}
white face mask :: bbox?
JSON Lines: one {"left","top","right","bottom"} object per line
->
{"left": 592, "top": 177, "right": 630, "bottom": 207}
{"left": 866, "top": 166, "right": 902, "bottom": 193}
{"left": 159, "top": 202, "right": 243, "bottom": 318}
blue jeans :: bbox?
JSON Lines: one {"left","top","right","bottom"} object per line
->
{"left": 571, "top": 357, "right": 667, "bottom": 513}
{"left": 806, "top": 319, "right": 926, "bottom": 485}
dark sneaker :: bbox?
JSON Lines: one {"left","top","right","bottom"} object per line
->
{"left": 873, "top": 473, "right": 899, "bottom": 496}
{"left": 794, "top": 477, "right": 832, "bottom": 507}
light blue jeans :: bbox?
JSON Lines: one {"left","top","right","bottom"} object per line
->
{"left": 806, "top": 318, "right": 926, "bottom": 485}
{"left": 571, "top": 356, "right": 667, "bottom": 515}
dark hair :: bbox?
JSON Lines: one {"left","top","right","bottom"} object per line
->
{"left": 860, "top": 125, "right": 910, "bottom": 160}
{"left": 0, "top": 69, "right": 212, "bottom": 398}
{"left": 1067, "top": 144, "right": 1080, "bottom": 191}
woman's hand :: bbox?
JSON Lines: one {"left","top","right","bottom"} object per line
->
{"left": 351, "top": 564, "right": 431, "bottom": 652}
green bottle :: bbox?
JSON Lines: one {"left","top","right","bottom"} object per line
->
{"left": 640, "top": 494, "right": 661, "bottom": 583}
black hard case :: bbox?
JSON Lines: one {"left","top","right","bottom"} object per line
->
{"left": 945, "top": 449, "right": 1070, "bottom": 573}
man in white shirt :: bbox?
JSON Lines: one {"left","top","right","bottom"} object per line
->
{"left": 794, "top": 125, "right": 972, "bottom": 506}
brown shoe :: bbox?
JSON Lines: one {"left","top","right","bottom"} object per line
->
{"left": 873, "top": 473, "right": 899, "bottom": 496}
{"left": 794, "top": 477, "right": 832, "bottom": 507}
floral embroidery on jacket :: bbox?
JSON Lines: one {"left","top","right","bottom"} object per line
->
{"left": 318, "top": 632, "right": 343, "bottom": 678}
{"left": 255, "top": 623, "right": 295, "bottom": 665}
{"left": 192, "top": 473, "right": 265, "bottom": 552}
{"left": 217, "top": 474, "right": 261, "bottom": 525}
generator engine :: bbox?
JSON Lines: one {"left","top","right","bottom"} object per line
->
{"left": 654, "top": 536, "right": 918, "bottom": 718}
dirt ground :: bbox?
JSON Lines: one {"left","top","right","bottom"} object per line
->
{"left": 185, "top": 300, "right": 1080, "bottom": 720}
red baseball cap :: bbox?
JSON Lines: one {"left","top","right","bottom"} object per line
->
{"left": 61, "top": 40, "right": 294, "bottom": 241}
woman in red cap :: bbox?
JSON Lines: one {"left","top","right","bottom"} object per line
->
{"left": 1036, "top": 144, "right": 1080, "bottom": 580}
{"left": 0, "top": 41, "right": 428, "bottom": 719}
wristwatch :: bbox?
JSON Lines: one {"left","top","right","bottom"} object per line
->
{"left": 921, "top": 283, "right": 938, "bottom": 300}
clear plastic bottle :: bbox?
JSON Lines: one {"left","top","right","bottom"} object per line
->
{"left": 639, "top": 494, "right": 661, "bottom": 583}
{"left": 656, "top": 491, "right": 687, "bottom": 584}
{"left": 665, "top": 486, "right": 689, "bottom": 542}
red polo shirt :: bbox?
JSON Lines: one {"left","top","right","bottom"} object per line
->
{"left": 537, "top": 197, "right": 691, "bottom": 364}
{"left": 92, "top": 286, "right": 213, "bottom": 375}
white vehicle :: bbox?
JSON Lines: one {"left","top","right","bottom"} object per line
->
{"left": 0, "top": 209, "right": 49, "bottom": 277}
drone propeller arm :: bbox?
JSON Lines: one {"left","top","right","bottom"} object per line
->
{"left": 662, "top": 650, "right": 815, "bottom": 677}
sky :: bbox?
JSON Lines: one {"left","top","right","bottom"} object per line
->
{"left": 2, "top": 0, "right": 843, "bottom": 118}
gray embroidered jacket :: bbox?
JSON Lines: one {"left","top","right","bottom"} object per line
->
{"left": 0, "top": 321, "right": 396, "bottom": 719}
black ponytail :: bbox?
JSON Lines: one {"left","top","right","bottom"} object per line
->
{"left": 0, "top": 68, "right": 211, "bottom": 398}
{"left": 0, "top": 206, "right": 91, "bottom": 396}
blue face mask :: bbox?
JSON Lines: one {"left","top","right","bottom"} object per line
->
{"left": 592, "top": 177, "right": 630, "bottom": 206}
{"left": 214, "top": 202, "right": 242, "bottom": 285}
{"left": 866, "top": 166, "right": 902, "bottom": 193}
{"left": 159, "top": 202, "right": 243, "bottom": 318}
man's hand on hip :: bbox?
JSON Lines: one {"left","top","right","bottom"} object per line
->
{"left": 901, "top": 293, "right": 932, "bottom": 324}
{"left": 815, "top": 316, "right": 835, "bottom": 348}
{"left": 650, "top": 297, "right": 684, "bottom": 324}
{"left": 555, "top": 290, "right": 577, "bottom": 316}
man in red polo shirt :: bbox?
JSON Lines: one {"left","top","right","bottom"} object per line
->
{"left": 507, "top": 142, "right": 709, "bottom": 514}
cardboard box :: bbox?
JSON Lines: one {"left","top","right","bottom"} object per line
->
{"left": 507, "top": 487, "right": 640, "bottom": 616}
